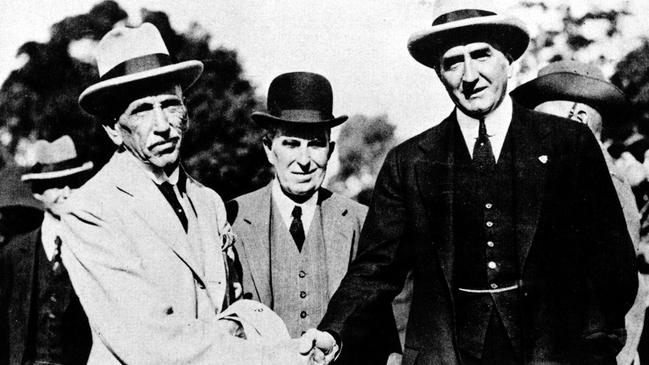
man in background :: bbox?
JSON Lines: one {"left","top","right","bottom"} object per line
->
{"left": 512, "top": 59, "right": 646, "bottom": 365}
{"left": 228, "top": 71, "right": 400, "bottom": 364}
{"left": 1, "top": 135, "right": 93, "bottom": 365}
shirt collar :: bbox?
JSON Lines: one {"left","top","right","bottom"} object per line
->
{"left": 455, "top": 94, "right": 513, "bottom": 135}
{"left": 127, "top": 152, "right": 185, "bottom": 192}
{"left": 271, "top": 178, "right": 319, "bottom": 212}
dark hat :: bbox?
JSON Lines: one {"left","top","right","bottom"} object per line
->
{"left": 21, "top": 136, "right": 93, "bottom": 182}
{"left": 251, "top": 72, "right": 348, "bottom": 128}
{"left": 79, "top": 23, "right": 203, "bottom": 116}
{"left": 511, "top": 60, "right": 630, "bottom": 123}
{"left": 407, "top": 0, "right": 530, "bottom": 69}
{"left": 0, "top": 165, "right": 44, "bottom": 243}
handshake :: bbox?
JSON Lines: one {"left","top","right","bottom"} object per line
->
{"left": 285, "top": 328, "right": 340, "bottom": 365}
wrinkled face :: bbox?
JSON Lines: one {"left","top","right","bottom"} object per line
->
{"left": 110, "top": 86, "right": 187, "bottom": 171}
{"left": 438, "top": 42, "right": 512, "bottom": 118}
{"left": 535, "top": 100, "right": 603, "bottom": 137}
{"left": 264, "top": 126, "right": 334, "bottom": 199}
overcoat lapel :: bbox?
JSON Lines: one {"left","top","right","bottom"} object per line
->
{"left": 10, "top": 229, "right": 40, "bottom": 363}
{"left": 239, "top": 184, "right": 273, "bottom": 304}
{"left": 415, "top": 115, "right": 456, "bottom": 289}
{"left": 510, "top": 105, "right": 550, "bottom": 271}
{"left": 320, "top": 191, "right": 354, "bottom": 297}
{"left": 109, "top": 152, "right": 207, "bottom": 285}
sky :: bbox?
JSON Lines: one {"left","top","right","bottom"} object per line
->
{"left": 1, "top": 0, "right": 648, "bottom": 139}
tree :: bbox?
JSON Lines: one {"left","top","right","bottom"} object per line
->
{"left": 328, "top": 114, "right": 396, "bottom": 201}
{"left": 0, "top": 1, "right": 271, "bottom": 201}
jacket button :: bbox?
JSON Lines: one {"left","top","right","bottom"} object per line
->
{"left": 300, "top": 291, "right": 307, "bottom": 298}
{"left": 300, "top": 311, "right": 307, "bottom": 319}
{"left": 298, "top": 271, "right": 306, "bottom": 278}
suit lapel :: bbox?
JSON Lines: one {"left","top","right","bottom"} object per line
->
{"left": 320, "top": 190, "right": 353, "bottom": 296}
{"left": 239, "top": 184, "right": 273, "bottom": 304}
{"left": 109, "top": 152, "right": 207, "bottom": 285}
{"left": 415, "top": 114, "right": 456, "bottom": 289}
{"left": 510, "top": 105, "right": 551, "bottom": 271}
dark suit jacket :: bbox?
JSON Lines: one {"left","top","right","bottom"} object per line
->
{"left": 319, "top": 104, "right": 638, "bottom": 365}
{"left": 0, "top": 228, "right": 91, "bottom": 365}
{"left": 227, "top": 185, "right": 401, "bottom": 364}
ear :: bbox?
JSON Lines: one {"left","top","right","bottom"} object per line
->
{"left": 262, "top": 136, "right": 277, "bottom": 165}
{"left": 102, "top": 122, "right": 123, "bottom": 146}
{"left": 328, "top": 141, "right": 336, "bottom": 160}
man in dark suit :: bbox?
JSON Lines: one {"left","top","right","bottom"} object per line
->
{"left": 316, "top": 0, "right": 638, "bottom": 364}
{"left": 0, "top": 136, "right": 93, "bottom": 365}
{"left": 228, "top": 72, "right": 400, "bottom": 364}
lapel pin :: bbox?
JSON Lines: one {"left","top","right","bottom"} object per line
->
{"left": 538, "top": 155, "right": 548, "bottom": 164}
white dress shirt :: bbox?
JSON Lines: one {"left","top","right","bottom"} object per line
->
{"left": 456, "top": 95, "right": 513, "bottom": 162}
{"left": 271, "top": 179, "right": 318, "bottom": 236}
{"left": 41, "top": 212, "right": 61, "bottom": 261}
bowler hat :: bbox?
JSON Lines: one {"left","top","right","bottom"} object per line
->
{"left": 21, "top": 136, "right": 93, "bottom": 182}
{"left": 408, "top": 0, "right": 530, "bottom": 69}
{"left": 251, "top": 72, "right": 348, "bottom": 128}
{"left": 511, "top": 60, "right": 630, "bottom": 123}
{"left": 79, "top": 23, "right": 203, "bottom": 116}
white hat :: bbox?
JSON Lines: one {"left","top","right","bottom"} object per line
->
{"left": 78, "top": 23, "right": 203, "bottom": 116}
{"left": 407, "top": 0, "right": 530, "bottom": 69}
{"left": 21, "top": 135, "right": 93, "bottom": 181}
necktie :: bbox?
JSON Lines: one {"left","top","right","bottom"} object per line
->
{"left": 289, "top": 205, "right": 305, "bottom": 252}
{"left": 472, "top": 118, "right": 496, "bottom": 170}
{"left": 158, "top": 182, "right": 188, "bottom": 232}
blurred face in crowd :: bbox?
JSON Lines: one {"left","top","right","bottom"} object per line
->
{"left": 105, "top": 85, "right": 187, "bottom": 173}
{"left": 31, "top": 177, "right": 79, "bottom": 217}
{"left": 437, "top": 41, "right": 512, "bottom": 118}
{"left": 535, "top": 100, "right": 603, "bottom": 138}
{"left": 263, "top": 125, "right": 334, "bottom": 201}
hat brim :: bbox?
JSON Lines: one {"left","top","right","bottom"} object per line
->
{"left": 250, "top": 112, "right": 348, "bottom": 129}
{"left": 511, "top": 72, "right": 630, "bottom": 123}
{"left": 21, "top": 161, "right": 94, "bottom": 182}
{"left": 79, "top": 60, "right": 204, "bottom": 116}
{"left": 408, "top": 15, "right": 530, "bottom": 69}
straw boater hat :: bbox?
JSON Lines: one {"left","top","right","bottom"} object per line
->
{"left": 251, "top": 72, "right": 348, "bottom": 128}
{"left": 407, "top": 0, "right": 530, "bottom": 69}
{"left": 78, "top": 22, "right": 203, "bottom": 116}
{"left": 217, "top": 299, "right": 290, "bottom": 341}
{"left": 511, "top": 60, "right": 630, "bottom": 124}
{"left": 21, "top": 135, "right": 93, "bottom": 182}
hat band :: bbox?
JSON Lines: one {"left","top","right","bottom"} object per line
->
{"left": 432, "top": 9, "right": 496, "bottom": 26}
{"left": 30, "top": 158, "right": 87, "bottom": 176}
{"left": 274, "top": 109, "right": 334, "bottom": 122}
{"left": 100, "top": 53, "right": 172, "bottom": 81}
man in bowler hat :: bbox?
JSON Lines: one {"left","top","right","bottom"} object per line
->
{"left": 1, "top": 136, "right": 93, "bottom": 365}
{"left": 512, "top": 59, "right": 646, "bottom": 365}
{"left": 61, "top": 23, "right": 327, "bottom": 365}
{"left": 227, "top": 72, "right": 401, "bottom": 364}
{"left": 317, "top": 1, "right": 638, "bottom": 364}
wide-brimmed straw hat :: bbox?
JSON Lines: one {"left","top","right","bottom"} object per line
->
{"left": 251, "top": 72, "right": 348, "bottom": 128}
{"left": 79, "top": 22, "right": 203, "bottom": 116}
{"left": 511, "top": 60, "right": 630, "bottom": 123}
{"left": 408, "top": 0, "right": 530, "bottom": 69}
{"left": 217, "top": 299, "right": 290, "bottom": 340}
{"left": 21, "top": 136, "right": 93, "bottom": 182}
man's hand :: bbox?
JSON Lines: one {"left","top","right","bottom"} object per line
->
{"left": 300, "top": 328, "right": 340, "bottom": 365}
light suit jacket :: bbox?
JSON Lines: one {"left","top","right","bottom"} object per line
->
{"left": 60, "top": 151, "right": 299, "bottom": 365}
{"left": 227, "top": 183, "right": 402, "bottom": 364}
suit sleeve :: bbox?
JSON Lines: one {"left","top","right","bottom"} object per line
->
{"left": 573, "top": 125, "right": 638, "bottom": 360}
{"left": 320, "top": 148, "right": 411, "bottom": 342}
{"left": 60, "top": 197, "right": 302, "bottom": 365}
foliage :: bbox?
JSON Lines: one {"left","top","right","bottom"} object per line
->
{"left": 328, "top": 114, "right": 396, "bottom": 200}
{"left": 0, "top": 1, "right": 271, "bottom": 201}
{"left": 611, "top": 41, "right": 649, "bottom": 136}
